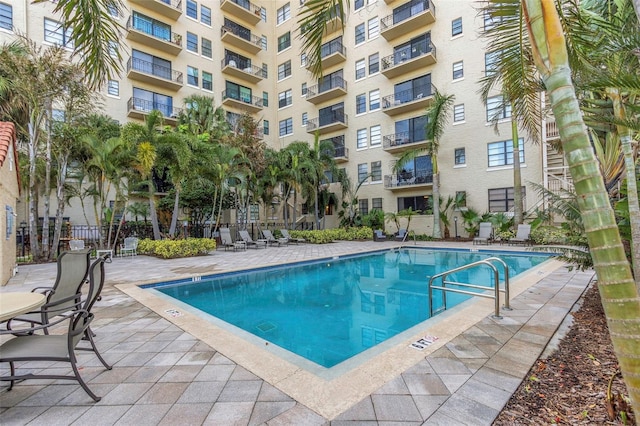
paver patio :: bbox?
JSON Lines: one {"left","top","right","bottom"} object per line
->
{"left": 0, "top": 240, "right": 594, "bottom": 425}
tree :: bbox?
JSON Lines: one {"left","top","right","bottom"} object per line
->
{"left": 305, "top": 134, "right": 338, "bottom": 230}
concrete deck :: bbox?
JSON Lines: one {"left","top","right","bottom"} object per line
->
{"left": 0, "top": 240, "right": 594, "bottom": 425}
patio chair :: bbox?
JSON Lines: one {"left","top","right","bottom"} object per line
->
{"left": 239, "top": 230, "right": 267, "bottom": 249}
{"left": 262, "top": 229, "right": 288, "bottom": 246}
{"left": 69, "top": 239, "right": 85, "bottom": 250}
{"left": 509, "top": 224, "right": 532, "bottom": 246}
{"left": 6, "top": 249, "right": 91, "bottom": 334}
{"left": 395, "top": 228, "right": 407, "bottom": 241}
{"left": 373, "top": 229, "right": 387, "bottom": 241}
{"left": 473, "top": 222, "right": 493, "bottom": 245}
{"left": 119, "top": 237, "right": 138, "bottom": 257}
{"left": 0, "top": 256, "right": 112, "bottom": 402}
{"left": 280, "top": 229, "right": 305, "bottom": 244}
{"left": 219, "top": 228, "right": 246, "bottom": 251}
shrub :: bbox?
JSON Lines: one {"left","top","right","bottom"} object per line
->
{"left": 289, "top": 227, "right": 373, "bottom": 244}
{"left": 138, "top": 238, "right": 216, "bottom": 259}
{"left": 530, "top": 226, "right": 569, "bottom": 245}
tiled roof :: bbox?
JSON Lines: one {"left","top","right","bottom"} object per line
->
{"left": 0, "top": 121, "right": 21, "bottom": 191}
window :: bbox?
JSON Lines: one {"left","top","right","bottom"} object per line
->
{"left": 132, "top": 87, "right": 174, "bottom": 118}
{"left": 109, "top": 41, "right": 118, "bottom": 59}
{"left": 263, "top": 91, "right": 269, "bottom": 107}
{"left": 0, "top": 2, "right": 11, "bottom": 30}
{"left": 302, "top": 112, "right": 308, "bottom": 126}
{"left": 488, "top": 138, "right": 525, "bottom": 167}
{"left": 201, "top": 38, "right": 212, "bottom": 58}
{"left": 355, "top": 23, "right": 365, "bottom": 44}
{"left": 277, "top": 3, "right": 291, "bottom": 24}
{"left": 359, "top": 199, "right": 369, "bottom": 215}
{"left": 367, "top": 17, "right": 379, "bottom": 39}
{"left": 261, "top": 7, "right": 267, "bottom": 22}
{"left": 369, "top": 90, "right": 380, "bottom": 111}
{"left": 369, "top": 53, "right": 379, "bottom": 74}
{"left": 453, "top": 61, "right": 464, "bottom": 80}
{"left": 454, "top": 148, "right": 466, "bottom": 165}
{"left": 452, "top": 17, "right": 462, "bottom": 36}
{"left": 370, "top": 125, "right": 381, "bottom": 146}
{"left": 398, "top": 196, "right": 432, "bottom": 214}
{"left": 264, "top": 120, "right": 270, "bottom": 135}
{"left": 358, "top": 163, "right": 368, "bottom": 183}
{"left": 355, "top": 59, "right": 366, "bottom": 79}
{"left": 107, "top": 3, "right": 119, "bottom": 17}
{"left": 44, "top": 18, "right": 73, "bottom": 48}
{"left": 372, "top": 198, "right": 383, "bottom": 210}
{"left": 357, "top": 129, "right": 368, "bottom": 149}
{"left": 5, "top": 205, "right": 14, "bottom": 240}
{"left": 355, "top": 0, "right": 364, "bottom": 10}
{"left": 261, "top": 35, "right": 267, "bottom": 50}
{"left": 453, "top": 104, "right": 465, "bottom": 122}
{"left": 107, "top": 80, "right": 119, "bottom": 96}
{"left": 486, "top": 95, "right": 511, "bottom": 121}
{"left": 278, "top": 60, "right": 291, "bottom": 80}
{"left": 278, "top": 32, "right": 291, "bottom": 52}
{"left": 456, "top": 191, "right": 467, "bottom": 207}
{"left": 488, "top": 187, "right": 525, "bottom": 212}
{"left": 187, "top": 66, "right": 198, "bottom": 86}
{"left": 279, "top": 118, "right": 293, "bottom": 136}
{"left": 356, "top": 94, "right": 366, "bottom": 114}
{"left": 301, "top": 53, "right": 307, "bottom": 67}
{"left": 395, "top": 115, "right": 427, "bottom": 143}
{"left": 484, "top": 10, "right": 503, "bottom": 31}
{"left": 371, "top": 161, "right": 382, "bottom": 182}
{"left": 202, "top": 72, "right": 212, "bottom": 90}
{"left": 301, "top": 83, "right": 307, "bottom": 96}
{"left": 186, "top": 32, "right": 198, "bottom": 53}
{"left": 186, "top": 0, "right": 197, "bottom": 19}
{"left": 278, "top": 89, "right": 292, "bottom": 108}
{"left": 201, "top": 5, "right": 211, "bottom": 25}
{"left": 485, "top": 50, "right": 500, "bottom": 75}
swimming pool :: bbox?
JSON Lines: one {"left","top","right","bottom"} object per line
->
{"left": 143, "top": 248, "right": 552, "bottom": 368}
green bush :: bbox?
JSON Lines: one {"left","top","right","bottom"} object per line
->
{"left": 530, "top": 226, "right": 569, "bottom": 245}
{"left": 138, "top": 238, "right": 217, "bottom": 259}
{"left": 290, "top": 227, "right": 373, "bottom": 244}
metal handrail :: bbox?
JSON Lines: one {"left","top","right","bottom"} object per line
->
{"left": 428, "top": 257, "right": 510, "bottom": 318}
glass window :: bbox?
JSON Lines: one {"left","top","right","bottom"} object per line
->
{"left": 278, "top": 60, "right": 291, "bottom": 80}
{"left": 301, "top": 83, "right": 307, "bottom": 96}
{"left": 186, "top": 32, "right": 198, "bottom": 53}
{"left": 369, "top": 90, "right": 380, "bottom": 111}
{"left": 488, "top": 187, "right": 525, "bottom": 212}
{"left": 201, "top": 38, "right": 212, "bottom": 58}
{"left": 371, "top": 161, "right": 382, "bottom": 182}
{"left": 107, "top": 80, "right": 119, "bottom": 96}
{"left": 488, "top": 138, "right": 525, "bottom": 167}
{"left": 355, "top": 23, "right": 365, "bottom": 44}
{"left": 277, "top": 3, "right": 291, "bottom": 24}
{"left": 201, "top": 5, "right": 211, "bottom": 25}
{"left": 486, "top": 95, "right": 511, "bottom": 121}
{"left": 301, "top": 53, "right": 307, "bottom": 67}
{"left": 132, "top": 87, "right": 174, "bottom": 118}
{"left": 202, "top": 72, "right": 212, "bottom": 90}
{"left": 186, "top": 0, "right": 197, "bottom": 19}
{"left": 358, "top": 163, "right": 368, "bottom": 183}
{"left": 261, "top": 7, "right": 266, "bottom": 22}
{"left": 356, "top": 94, "right": 366, "bottom": 114}
{"left": 355, "top": 59, "right": 366, "bottom": 79}
{"left": 44, "top": 18, "right": 73, "bottom": 48}
{"left": 187, "top": 66, "right": 198, "bottom": 86}
{"left": 485, "top": 50, "right": 500, "bottom": 75}
{"left": 264, "top": 120, "right": 270, "bottom": 135}
{"left": 263, "top": 91, "right": 268, "bottom": 107}
{"left": 107, "top": 3, "right": 119, "bottom": 17}
{"left": 452, "top": 17, "right": 462, "bottom": 36}
{"left": 278, "top": 32, "right": 291, "bottom": 52}
{"left": 454, "top": 148, "right": 466, "bottom": 165}
{"left": 261, "top": 35, "right": 267, "bottom": 50}
{"left": 357, "top": 129, "right": 367, "bottom": 149}
{"left": 359, "top": 199, "right": 369, "bottom": 215}
{"left": 278, "top": 89, "right": 292, "bottom": 108}
{"left": 302, "top": 112, "right": 308, "bottom": 126}
{"left": 453, "top": 104, "right": 465, "bottom": 122}
{"left": 370, "top": 125, "right": 381, "bottom": 146}
{"left": 372, "top": 198, "right": 382, "bottom": 210}
{"left": 369, "top": 53, "right": 379, "bottom": 74}
{"left": 484, "top": 10, "right": 503, "bottom": 31}
{"left": 453, "top": 61, "right": 463, "bottom": 80}
{"left": 109, "top": 41, "right": 118, "bottom": 58}
{"left": 279, "top": 118, "right": 293, "bottom": 136}
{"left": 0, "top": 2, "right": 11, "bottom": 30}
{"left": 355, "top": 0, "right": 364, "bottom": 10}
{"left": 398, "top": 196, "right": 432, "bottom": 214}
{"left": 367, "top": 17, "right": 379, "bottom": 39}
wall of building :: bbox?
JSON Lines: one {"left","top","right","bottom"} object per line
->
{"left": 0, "top": 123, "right": 20, "bottom": 285}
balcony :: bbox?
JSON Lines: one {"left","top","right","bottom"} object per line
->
{"left": 324, "top": 6, "right": 344, "bottom": 36}
{"left": 381, "top": 43, "right": 437, "bottom": 78}
{"left": 382, "top": 132, "right": 428, "bottom": 153}
{"left": 127, "top": 57, "right": 183, "bottom": 91}
{"left": 127, "top": 97, "right": 182, "bottom": 124}
{"left": 306, "top": 111, "right": 348, "bottom": 134}
{"left": 221, "top": 58, "right": 265, "bottom": 83}
{"left": 382, "top": 84, "right": 435, "bottom": 116}
{"left": 306, "top": 77, "right": 347, "bottom": 104}
{"left": 220, "top": 26, "right": 263, "bottom": 54}
{"left": 126, "top": 17, "right": 182, "bottom": 56}
{"left": 384, "top": 170, "right": 433, "bottom": 190}
{"left": 545, "top": 119, "right": 560, "bottom": 140}
{"left": 307, "top": 40, "right": 346, "bottom": 70}
{"left": 332, "top": 145, "right": 349, "bottom": 163}
{"left": 129, "top": 0, "right": 183, "bottom": 20}
{"left": 221, "top": 90, "right": 263, "bottom": 113}
{"left": 220, "top": 0, "right": 262, "bottom": 25}
{"left": 381, "top": 0, "right": 436, "bottom": 41}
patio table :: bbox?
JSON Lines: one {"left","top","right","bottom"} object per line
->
{"left": 0, "top": 292, "right": 46, "bottom": 323}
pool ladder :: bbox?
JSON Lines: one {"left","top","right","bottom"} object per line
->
{"left": 428, "top": 257, "right": 511, "bottom": 319}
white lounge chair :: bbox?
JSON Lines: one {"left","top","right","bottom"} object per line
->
{"left": 280, "top": 229, "right": 305, "bottom": 244}
{"left": 262, "top": 229, "right": 288, "bottom": 246}
{"left": 239, "top": 230, "right": 267, "bottom": 249}
{"left": 509, "top": 224, "right": 532, "bottom": 246}
{"left": 473, "top": 222, "right": 493, "bottom": 245}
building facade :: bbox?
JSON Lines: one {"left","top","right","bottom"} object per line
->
{"left": 1, "top": 0, "right": 557, "bottom": 236}
{"left": 0, "top": 122, "right": 20, "bottom": 285}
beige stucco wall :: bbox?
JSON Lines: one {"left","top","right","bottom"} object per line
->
{"left": 0, "top": 137, "right": 20, "bottom": 286}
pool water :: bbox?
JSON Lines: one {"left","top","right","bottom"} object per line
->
{"left": 146, "top": 248, "right": 551, "bottom": 368}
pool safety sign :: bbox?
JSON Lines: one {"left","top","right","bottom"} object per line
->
{"left": 409, "top": 335, "right": 439, "bottom": 351}
{"left": 164, "top": 309, "right": 183, "bottom": 318}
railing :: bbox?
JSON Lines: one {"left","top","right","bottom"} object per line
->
{"left": 306, "top": 76, "right": 347, "bottom": 98}
{"left": 333, "top": 145, "right": 349, "bottom": 159}
{"left": 126, "top": 16, "right": 182, "bottom": 47}
{"left": 221, "top": 57, "right": 265, "bottom": 78}
{"left": 382, "top": 131, "right": 426, "bottom": 149}
{"left": 320, "top": 39, "right": 346, "bottom": 59}
{"left": 127, "top": 97, "right": 182, "bottom": 119}
{"left": 381, "top": 42, "right": 436, "bottom": 70}
{"left": 306, "top": 111, "right": 348, "bottom": 131}
{"left": 221, "top": 90, "right": 264, "bottom": 108}
{"left": 220, "top": 26, "right": 263, "bottom": 48}
{"left": 546, "top": 166, "right": 574, "bottom": 193}
{"left": 382, "top": 83, "right": 435, "bottom": 109}
{"left": 384, "top": 170, "right": 433, "bottom": 188}
{"left": 380, "top": 0, "right": 435, "bottom": 31}
{"left": 546, "top": 120, "right": 559, "bottom": 139}
{"left": 127, "top": 57, "right": 183, "bottom": 84}
{"left": 220, "top": 0, "right": 261, "bottom": 15}
{"left": 428, "top": 257, "right": 510, "bottom": 319}
{"left": 152, "top": 0, "right": 183, "bottom": 11}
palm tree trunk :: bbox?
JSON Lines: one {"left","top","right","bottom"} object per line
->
{"left": 42, "top": 107, "right": 52, "bottom": 260}
{"left": 523, "top": 0, "right": 640, "bottom": 414}
{"left": 148, "top": 179, "right": 161, "bottom": 240}
{"left": 28, "top": 121, "right": 41, "bottom": 260}
{"left": 432, "top": 172, "right": 441, "bottom": 238}
{"left": 169, "top": 188, "right": 181, "bottom": 237}
{"left": 512, "top": 118, "right": 523, "bottom": 225}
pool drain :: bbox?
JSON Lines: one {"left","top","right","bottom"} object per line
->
{"left": 256, "top": 321, "right": 277, "bottom": 333}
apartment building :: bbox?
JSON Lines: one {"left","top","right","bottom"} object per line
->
{"left": 0, "top": 0, "right": 552, "bottom": 236}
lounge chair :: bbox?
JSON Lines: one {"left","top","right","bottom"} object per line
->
{"left": 280, "top": 229, "right": 305, "bottom": 244}
{"left": 0, "top": 256, "right": 112, "bottom": 402}
{"left": 239, "top": 230, "right": 267, "bottom": 249}
{"left": 395, "top": 228, "right": 407, "bottom": 241}
{"left": 119, "top": 237, "right": 138, "bottom": 257}
{"left": 473, "top": 222, "right": 493, "bottom": 245}
{"left": 219, "top": 228, "right": 246, "bottom": 251}
{"left": 373, "top": 229, "right": 387, "bottom": 241}
{"left": 69, "top": 239, "right": 85, "bottom": 250}
{"left": 509, "top": 224, "right": 532, "bottom": 246}
{"left": 262, "top": 229, "right": 288, "bottom": 246}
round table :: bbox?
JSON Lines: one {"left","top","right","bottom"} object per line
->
{"left": 0, "top": 292, "right": 46, "bottom": 323}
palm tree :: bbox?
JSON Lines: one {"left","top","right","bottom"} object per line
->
{"left": 305, "top": 134, "right": 338, "bottom": 230}
{"left": 518, "top": 0, "right": 640, "bottom": 413}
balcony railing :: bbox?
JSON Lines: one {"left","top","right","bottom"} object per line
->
{"left": 384, "top": 170, "right": 433, "bottom": 188}
{"left": 333, "top": 145, "right": 349, "bottom": 159}
{"left": 382, "top": 131, "right": 426, "bottom": 149}
{"left": 127, "top": 97, "right": 182, "bottom": 120}
{"left": 381, "top": 42, "right": 437, "bottom": 71}
{"left": 546, "top": 120, "right": 559, "bottom": 139}
{"left": 306, "top": 110, "right": 348, "bottom": 131}
{"left": 220, "top": 26, "right": 262, "bottom": 48}
{"left": 126, "top": 16, "right": 182, "bottom": 48}
{"left": 382, "top": 83, "right": 435, "bottom": 109}
{"left": 380, "top": 0, "right": 436, "bottom": 31}
{"left": 320, "top": 39, "right": 346, "bottom": 59}
{"left": 220, "top": 0, "right": 262, "bottom": 24}
{"left": 130, "top": 0, "right": 183, "bottom": 20}
{"left": 221, "top": 90, "right": 264, "bottom": 108}
{"left": 306, "top": 76, "right": 347, "bottom": 98}
{"left": 127, "top": 57, "right": 183, "bottom": 84}
{"left": 221, "top": 57, "right": 266, "bottom": 79}
{"left": 221, "top": 0, "right": 260, "bottom": 13}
